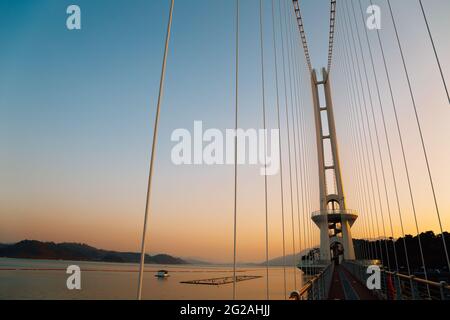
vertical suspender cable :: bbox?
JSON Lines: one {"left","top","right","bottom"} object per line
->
{"left": 341, "top": 6, "right": 377, "bottom": 260}
{"left": 289, "top": 5, "right": 307, "bottom": 274}
{"left": 286, "top": 2, "right": 302, "bottom": 285}
{"left": 418, "top": 0, "right": 449, "bottom": 104}
{"left": 258, "top": 0, "right": 270, "bottom": 300}
{"left": 297, "top": 50, "right": 311, "bottom": 279}
{"left": 343, "top": 0, "right": 385, "bottom": 265}
{"left": 366, "top": 0, "right": 411, "bottom": 275}
{"left": 232, "top": 0, "right": 239, "bottom": 301}
{"left": 294, "top": 17, "right": 312, "bottom": 276}
{"left": 354, "top": 0, "right": 399, "bottom": 272}
{"left": 137, "top": 0, "right": 175, "bottom": 300}
{"left": 335, "top": 22, "right": 371, "bottom": 260}
{"left": 286, "top": 0, "right": 304, "bottom": 287}
{"left": 291, "top": 8, "right": 311, "bottom": 281}
{"left": 271, "top": 0, "right": 287, "bottom": 299}
{"left": 348, "top": 0, "right": 391, "bottom": 270}
{"left": 296, "top": 13, "right": 309, "bottom": 282}
{"left": 338, "top": 47, "right": 370, "bottom": 261}
{"left": 340, "top": 44, "right": 374, "bottom": 260}
{"left": 284, "top": 0, "right": 298, "bottom": 289}
{"left": 279, "top": 0, "right": 297, "bottom": 290}
{"left": 291, "top": 0, "right": 311, "bottom": 284}
{"left": 387, "top": 0, "right": 450, "bottom": 274}
{"left": 368, "top": 0, "right": 420, "bottom": 281}
{"left": 381, "top": 0, "right": 430, "bottom": 295}
{"left": 290, "top": 7, "right": 308, "bottom": 284}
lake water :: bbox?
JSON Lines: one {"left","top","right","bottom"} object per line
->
{"left": 0, "top": 258, "right": 306, "bottom": 300}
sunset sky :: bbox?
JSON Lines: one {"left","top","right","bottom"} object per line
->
{"left": 1, "top": 0, "right": 449, "bottom": 263}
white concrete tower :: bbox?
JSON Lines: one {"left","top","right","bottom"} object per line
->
{"left": 310, "top": 68, "right": 357, "bottom": 262}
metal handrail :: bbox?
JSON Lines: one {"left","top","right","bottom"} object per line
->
{"left": 342, "top": 261, "right": 450, "bottom": 300}
{"left": 389, "top": 270, "right": 450, "bottom": 290}
{"left": 350, "top": 259, "right": 450, "bottom": 289}
{"left": 297, "top": 263, "right": 333, "bottom": 300}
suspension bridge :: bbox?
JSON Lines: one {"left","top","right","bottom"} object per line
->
{"left": 137, "top": 0, "right": 450, "bottom": 300}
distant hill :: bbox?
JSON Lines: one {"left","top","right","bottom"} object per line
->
{"left": 355, "top": 231, "right": 450, "bottom": 274}
{"left": 0, "top": 240, "right": 187, "bottom": 265}
{"left": 255, "top": 249, "right": 311, "bottom": 266}
{"left": 183, "top": 257, "right": 213, "bottom": 265}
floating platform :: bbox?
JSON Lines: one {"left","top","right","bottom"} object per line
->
{"left": 180, "top": 275, "right": 262, "bottom": 285}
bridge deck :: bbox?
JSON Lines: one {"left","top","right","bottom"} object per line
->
{"left": 328, "top": 265, "right": 377, "bottom": 300}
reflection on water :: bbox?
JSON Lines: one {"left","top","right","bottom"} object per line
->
{"left": 0, "top": 258, "right": 305, "bottom": 300}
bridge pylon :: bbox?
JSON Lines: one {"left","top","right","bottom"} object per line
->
{"left": 310, "top": 68, "right": 357, "bottom": 262}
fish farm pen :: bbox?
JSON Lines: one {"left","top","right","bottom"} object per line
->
{"left": 180, "top": 276, "right": 262, "bottom": 286}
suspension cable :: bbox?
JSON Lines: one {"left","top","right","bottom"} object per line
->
{"left": 292, "top": 6, "right": 312, "bottom": 283}
{"left": 286, "top": 1, "right": 303, "bottom": 285}
{"left": 293, "top": 1, "right": 315, "bottom": 279}
{"left": 343, "top": 0, "right": 385, "bottom": 264}
{"left": 363, "top": 0, "right": 411, "bottom": 276}
{"left": 346, "top": 0, "right": 391, "bottom": 270}
{"left": 354, "top": 0, "right": 399, "bottom": 272}
{"left": 333, "top": 44, "right": 357, "bottom": 252}
{"left": 137, "top": 0, "right": 174, "bottom": 301}
{"left": 418, "top": 0, "right": 449, "bottom": 104}
{"left": 367, "top": 0, "right": 426, "bottom": 284}
{"left": 290, "top": 10, "right": 309, "bottom": 283}
{"left": 380, "top": 0, "right": 430, "bottom": 296}
{"left": 271, "top": 0, "right": 287, "bottom": 300}
{"left": 295, "top": 4, "right": 314, "bottom": 285}
{"left": 336, "top": 44, "right": 371, "bottom": 261}
{"left": 279, "top": 0, "right": 297, "bottom": 290}
{"left": 334, "top": 23, "right": 371, "bottom": 260}
{"left": 339, "top": 34, "right": 375, "bottom": 260}
{"left": 345, "top": 12, "right": 380, "bottom": 260}
{"left": 292, "top": 0, "right": 312, "bottom": 72}
{"left": 283, "top": 0, "right": 300, "bottom": 289}
{"left": 339, "top": 44, "right": 371, "bottom": 259}
{"left": 258, "top": 0, "right": 270, "bottom": 300}
{"left": 232, "top": 0, "right": 239, "bottom": 301}
{"left": 343, "top": 0, "right": 386, "bottom": 265}
{"left": 289, "top": 15, "right": 306, "bottom": 275}
{"left": 354, "top": 0, "right": 393, "bottom": 269}
{"left": 297, "top": 45, "right": 312, "bottom": 280}
{"left": 297, "top": 32, "right": 313, "bottom": 280}
{"left": 327, "top": 0, "right": 337, "bottom": 73}
{"left": 341, "top": 4, "right": 378, "bottom": 260}
{"left": 387, "top": 0, "right": 450, "bottom": 274}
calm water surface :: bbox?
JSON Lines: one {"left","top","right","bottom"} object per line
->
{"left": 0, "top": 258, "right": 305, "bottom": 300}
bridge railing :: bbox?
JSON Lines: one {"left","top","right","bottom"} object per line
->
{"left": 311, "top": 209, "right": 358, "bottom": 219}
{"left": 342, "top": 261, "right": 450, "bottom": 300}
{"left": 297, "top": 263, "right": 333, "bottom": 300}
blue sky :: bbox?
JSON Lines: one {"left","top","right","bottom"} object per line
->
{"left": 1, "top": 0, "right": 450, "bottom": 264}
{"left": 0, "top": 0, "right": 328, "bottom": 261}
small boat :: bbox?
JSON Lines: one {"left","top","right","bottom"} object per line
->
{"left": 155, "top": 270, "right": 170, "bottom": 278}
